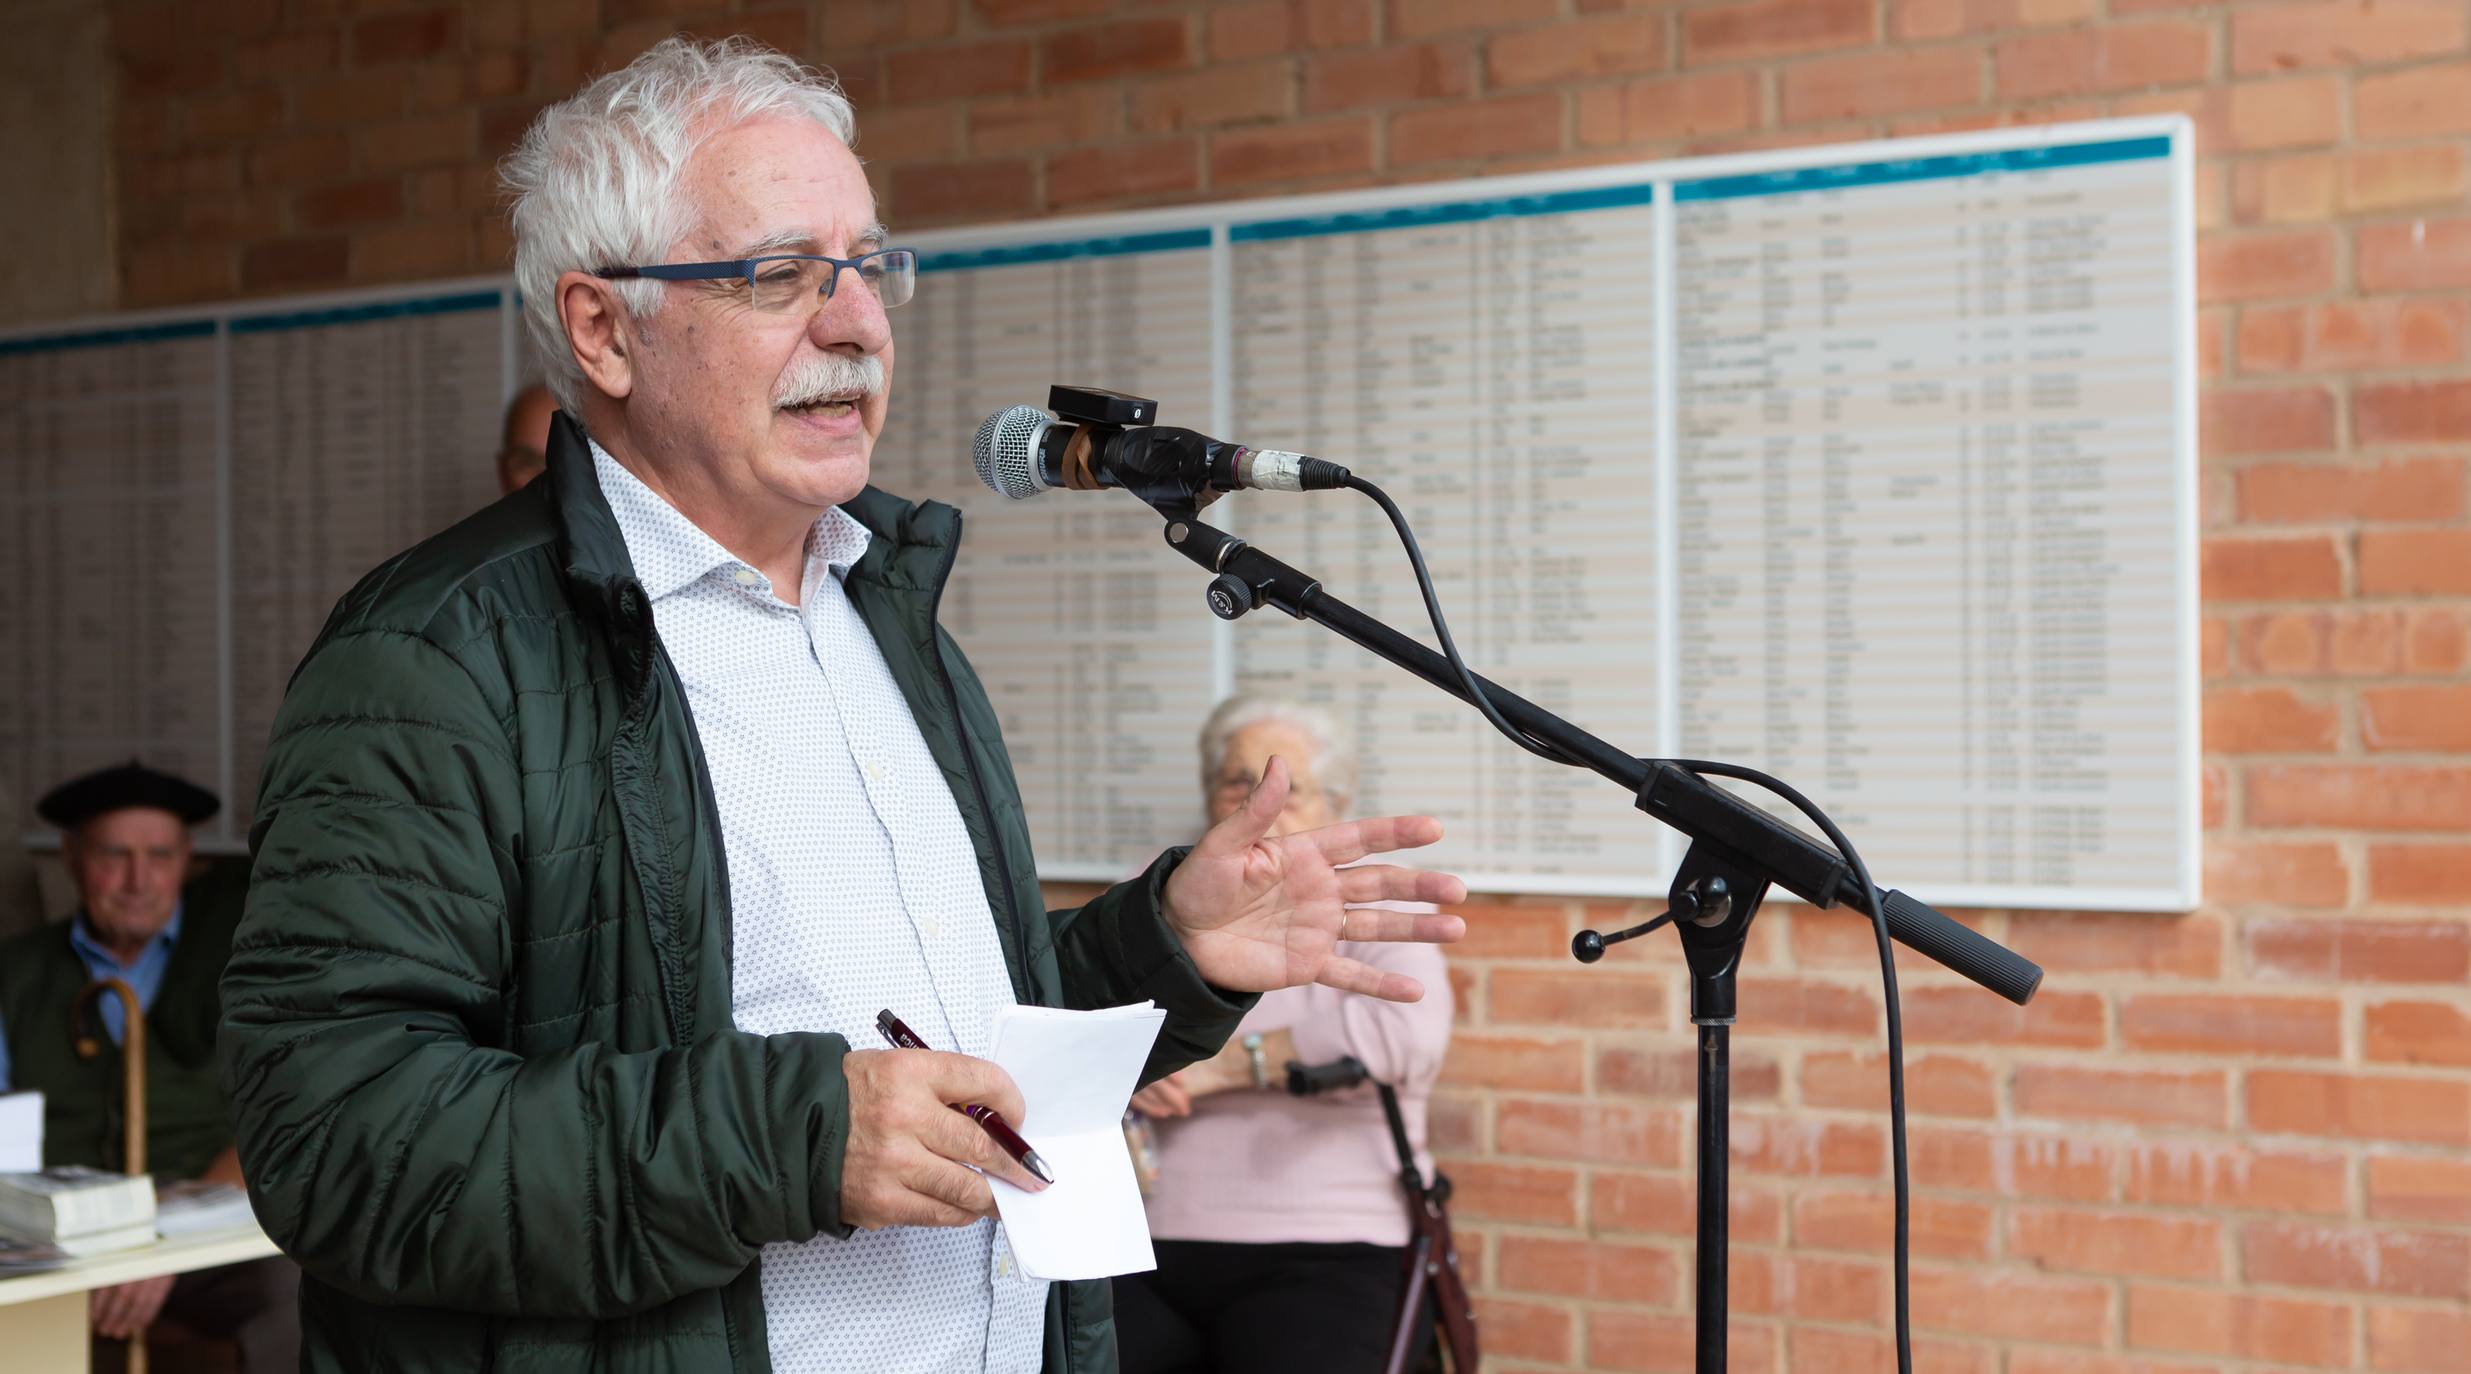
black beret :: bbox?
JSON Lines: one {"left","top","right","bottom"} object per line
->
{"left": 35, "top": 761, "right": 220, "bottom": 831}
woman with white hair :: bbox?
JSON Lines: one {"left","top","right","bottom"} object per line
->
{"left": 1113, "top": 695, "right": 1455, "bottom": 1374}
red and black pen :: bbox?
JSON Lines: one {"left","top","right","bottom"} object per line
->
{"left": 875, "top": 1009, "right": 1058, "bottom": 1186}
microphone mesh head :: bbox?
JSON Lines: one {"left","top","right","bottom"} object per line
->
{"left": 972, "top": 405, "right": 1051, "bottom": 500}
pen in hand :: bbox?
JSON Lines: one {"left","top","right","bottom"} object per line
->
{"left": 876, "top": 1009, "right": 1058, "bottom": 1186}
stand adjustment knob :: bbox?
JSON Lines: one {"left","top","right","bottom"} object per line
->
{"left": 1207, "top": 573, "right": 1255, "bottom": 620}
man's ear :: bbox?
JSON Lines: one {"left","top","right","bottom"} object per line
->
{"left": 558, "top": 272, "right": 635, "bottom": 401}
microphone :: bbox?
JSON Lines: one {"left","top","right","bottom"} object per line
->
{"left": 972, "top": 402, "right": 1351, "bottom": 506}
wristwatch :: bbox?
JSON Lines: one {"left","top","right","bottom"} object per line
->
{"left": 1242, "top": 1033, "right": 1268, "bottom": 1090}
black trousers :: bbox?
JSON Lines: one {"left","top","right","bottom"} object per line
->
{"left": 1114, "top": 1239, "right": 1433, "bottom": 1374}
{"left": 93, "top": 1255, "right": 301, "bottom": 1374}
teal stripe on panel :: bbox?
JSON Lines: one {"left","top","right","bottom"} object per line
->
{"left": 0, "top": 319, "right": 215, "bottom": 357}
{"left": 1673, "top": 135, "right": 2172, "bottom": 203}
{"left": 227, "top": 289, "right": 503, "bottom": 335}
{"left": 922, "top": 227, "right": 1212, "bottom": 273}
{"left": 1230, "top": 181, "right": 1659, "bottom": 243}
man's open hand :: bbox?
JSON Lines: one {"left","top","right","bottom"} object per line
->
{"left": 1162, "top": 756, "right": 1467, "bottom": 1002}
{"left": 840, "top": 1048, "right": 1048, "bottom": 1230}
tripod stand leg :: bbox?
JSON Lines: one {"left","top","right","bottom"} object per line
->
{"left": 1697, "top": 1021, "right": 1729, "bottom": 1374}
{"left": 1385, "top": 1234, "right": 1434, "bottom": 1374}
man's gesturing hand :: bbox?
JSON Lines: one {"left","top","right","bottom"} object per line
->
{"left": 840, "top": 1048, "right": 1049, "bottom": 1230}
{"left": 1162, "top": 755, "right": 1468, "bottom": 1002}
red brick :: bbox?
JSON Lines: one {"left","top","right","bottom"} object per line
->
{"left": 2205, "top": 841, "right": 2351, "bottom": 907}
{"left": 2125, "top": 1140, "right": 2349, "bottom": 1214}
{"left": 1902, "top": 985, "right": 2104, "bottom": 1049}
{"left": 887, "top": 159, "right": 1036, "bottom": 223}
{"left": 2370, "top": 1306, "right": 2471, "bottom": 1373}
{"left": 1498, "top": 1099, "right": 1682, "bottom": 1166}
{"left": 1731, "top": 1115, "right": 1885, "bottom": 1179}
{"left": 2014, "top": 1065, "right": 2229, "bottom": 1128}
{"left": 2244, "top": 1220, "right": 2471, "bottom": 1298}
{"left": 1474, "top": 1296, "right": 1573, "bottom": 1364}
{"left": 1801, "top": 1328, "right": 2003, "bottom": 1374}
{"left": 2371, "top": 844, "right": 2471, "bottom": 904}
{"left": 1911, "top": 1126, "right": 1996, "bottom": 1191}
{"left": 240, "top": 235, "right": 348, "bottom": 291}
{"left": 1794, "top": 1189, "right": 1995, "bottom": 1260}
{"left": 1427, "top": 1092, "right": 1480, "bottom": 1151}
{"left": 2228, "top": 74, "right": 2345, "bottom": 150}
{"left": 2365, "top": 999, "right": 2471, "bottom": 1067}
{"left": 2232, "top": 0, "right": 2468, "bottom": 74}
{"left": 2122, "top": 991, "right": 2342, "bottom": 1058}
{"left": 2233, "top": 151, "right": 2337, "bottom": 225}
{"left": 2127, "top": 1284, "right": 2355, "bottom": 1363}
{"left": 2358, "top": 216, "right": 2471, "bottom": 292}
{"left": 2240, "top": 457, "right": 2467, "bottom": 525}
{"left": 2249, "top": 1069, "right": 2471, "bottom": 1146}
{"left": 971, "top": 0, "right": 1110, "bottom": 25}
{"left": 1894, "top": 0, "right": 2095, "bottom": 42}
{"left": 2011, "top": 1208, "right": 2223, "bottom": 1280}
{"left": 2358, "top": 61, "right": 2471, "bottom": 139}
{"left": 1209, "top": 0, "right": 1374, "bottom": 60}
{"left": 2371, "top": 1155, "right": 2471, "bottom": 1226}
{"left": 123, "top": 243, "right": 237, "bottom": 307}
{"left": 351, "top": 219, "right": 473, "bottom": 281}
{"left": 1130, "top": 59, "right": 1290, "bottom": 133}
{"left": 1210, "top": 117, "right": 1375, "bottom": 186}
{"left": 1909, "top": 1266, "right": 2111, "bottom": 1344}
{"left": 353, "top": 112, "right": 474, "bottom": 175}
{"left": 1781, "top": 45, "right": 1982, "bottom": 124}
{"left": 967, "top": 88, "right": 1117, "bottom": 158}
{"left": 2346, "top": 144, "right": 2470, "bottom": 213}
{"left": 2202, "top": 615, "right": 2233, "bottom": 675}
{"left": 2007, "top": 911, "right": 2221, "bottom": 979}
{"left": 2247, "top": 765, "right": 2471, "bottom": 831}
{"left": 2202, "top": 386, "right": 2337, "bottom": 456}
{"left": 1043, "top": 18, "right": 1193, "bottom": 84}
{"left": 1448, "top": 1160, "right": 1577, "bottom": 1224}
{"left": 1996, "top": 22, "right": 2211, "bottom": 100}
{"left": 1388, "top": 0, "right": 1561, "bottom": 41}
{"left": 1490, "top": 968, "right": 1666, "bottom": 1029}
{"left": 1575, "top": 70, "right": 1764, "bottom": 148}
{"left": 2360, "top": 530, "right": 2471, "bottom": 596}
{"left": 1044, "top": 139, "right": 1199, "bottom": 207}
{"left": 1489, "top": 13, "right": 1666, "bottom": 88}
{"left": 1992, "top": 1132, "right": 2114, "bottom": 1202}
{"left": 246, "top": 132, "right": 350, "bottom": 188}
{"left": 1389, "top": 92, "right": 1564, "bottom": 167}
{"left": 1799, "top": 1052, "right": 1995, "bottom": 1118}
{"left": 2251, "top": 919, "right": 2471, "bottom": 983}
{"left": 1683, "top": 0, "right": 1874, "bottom": 64}
{"left": 831, "top": 0, "right": 960, "bottom": 46}
{"left": 2200, "top": 229, "right": 2337, "bottom": 303}
{"left": 1598, "top": 1045, "right": 1781, "bottom": 1100}
{"left": 294, "top": 177, "right": 407, "bottom": 230}
{"left": 351, "top": 9, "right": 457, "bottom": 66}
{"left": 856, "top": 106, "right": 961, "bottom": 166}
{"left": 2204, "top": 686, "right": 2338, "bottom": 752}
{"left": 1303, "top": 41, "right": 1476, "bottom": 115}
{"left": 1439, "top": 1033, "right": 1586, "bottom": 1093}
{"left": 884, "top": 40, "right": 1033, "bottom": 104}
{"left": 1497, "top": 1235, "right": 1681, "bottom": 1303}
{"left": 2366, "top": 686, "right": 2471, "bottom": 754}
{"left": 1735, "top": 977, "right": 1878, "bottom": 1038}
{"left": 2408, "top": 609, "right": 2470, "bottom": 672}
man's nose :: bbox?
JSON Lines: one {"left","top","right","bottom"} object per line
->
{"left": 808, "top": 271, "right": 892, "bottom": 356}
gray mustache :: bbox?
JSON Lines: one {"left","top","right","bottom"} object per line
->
{"left": 774, "top": 352, "right": 885, "bottom": 407}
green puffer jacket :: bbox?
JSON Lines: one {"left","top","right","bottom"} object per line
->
{"left": 220, "top": 413, "right": 1250, "bottom": 1372}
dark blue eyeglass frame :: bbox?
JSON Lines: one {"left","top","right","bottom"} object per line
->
{"left": 592, "top": 248, "right": 917, "bottom": 308}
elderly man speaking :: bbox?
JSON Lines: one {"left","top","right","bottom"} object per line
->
{"left": 218, "top": 35, "right": 1465, "bottom": 1374}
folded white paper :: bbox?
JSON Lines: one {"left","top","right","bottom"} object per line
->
{"left": 987, "top": 1001, "right": 1166, "bottom": 1281}
{"left": 0, "top": 1093, "right": 39, "bottom": 1173}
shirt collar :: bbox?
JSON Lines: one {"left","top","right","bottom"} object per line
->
{"left": 591, "top": 439, "right": 872, "bottom": 603}
{"left": 70, "top": 902, "right": 183, "bottom": 972}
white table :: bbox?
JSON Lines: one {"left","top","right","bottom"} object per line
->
{"left": 0, "top": 1224, "right": 281, "bottom": 1373}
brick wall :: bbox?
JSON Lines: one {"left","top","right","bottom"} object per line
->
{"left": 101, "top": 1, "right": 2471, "bottom": 1370}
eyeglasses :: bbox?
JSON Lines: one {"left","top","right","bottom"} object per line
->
{"left": 593, "top": 249, "right": 918, "bottom": 313}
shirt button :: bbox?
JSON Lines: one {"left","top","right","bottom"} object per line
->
{"left": 731, "top": 568, "right": 759, "bottom": 587}
{"left": 865, "top": 760, "right": 888, "bottom": 782}
{"left": 998, "top": 1253, "right": 1013, "bottom": 1278}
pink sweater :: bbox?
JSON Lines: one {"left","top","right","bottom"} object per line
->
{"left": 1141, "top": 935, "right": 1453, "bottom": 1246}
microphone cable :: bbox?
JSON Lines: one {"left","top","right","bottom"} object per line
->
{"left": 1341, "top": 472, "right": 1914, "bottom": 1374}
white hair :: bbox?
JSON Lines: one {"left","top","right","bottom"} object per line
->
{"left": 499, "top": 36, "right": 859, "bottom": 412}
{"left": 1198, "top": 694, "right": 1357, "bottom": 818}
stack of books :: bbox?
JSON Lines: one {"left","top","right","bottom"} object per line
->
{"left": 0, "top": 1166, "right": 157, "bottom": 1258}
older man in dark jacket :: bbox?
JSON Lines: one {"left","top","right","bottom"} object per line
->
{"left": 218, "top": 36, "right": 1464, "bottom": 1374}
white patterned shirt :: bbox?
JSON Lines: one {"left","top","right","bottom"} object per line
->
{"left": 594, "top": 442, "right": 1047, "bottom": 1374}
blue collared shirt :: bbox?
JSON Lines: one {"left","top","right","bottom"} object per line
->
{"left": 0, "top": 905, "right": 183, "bottom": 1094}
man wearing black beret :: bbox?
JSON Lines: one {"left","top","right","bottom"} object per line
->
{"left": 0, "top": 761, "right": 297, "bottom": 1372}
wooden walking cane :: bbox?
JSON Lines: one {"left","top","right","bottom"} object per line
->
{"left": 74, "top": 977, "right": 150, "bottom": 1374}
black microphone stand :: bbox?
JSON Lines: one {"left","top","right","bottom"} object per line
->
{"left": 1151, "top": 509, "right": 2043, "bottom": 1374}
